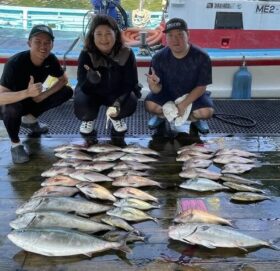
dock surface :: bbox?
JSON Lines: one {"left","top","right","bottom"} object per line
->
{"left": 0, "top": 100, "right": 280, "bottom": 271}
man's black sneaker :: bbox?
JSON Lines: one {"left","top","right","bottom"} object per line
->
{"left": 11, "top": 145, "right": 29, "bottom": 164}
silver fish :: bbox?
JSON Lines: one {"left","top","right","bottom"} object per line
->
{"left": 215, "top": 148, "right": 260, "bottom": 158}
{"left": 112, "top": 175, "right": 162, "bottom": 188}
{"left": 101, "top": 215, "right": 136, "bottom": 232}
{"left": 120, "top": 153, "right": 158, "bottom": 163}
{"left": 77, "top": 183, "right": 116, "bottom": 202}
{"left": 31, "top": 186, "right": 78, "bottom": 198}
{"left": 16, "top": 196, "right": 112, "bottom": 215}
{"left": 113, "top": 161, "right": 154, "bottom": 171}
{"left": 55, "top": 150, "right": 93, "bottom": 161}
{"left": 168, "top": 223, "right": 278, "bottom": 251}
{"left": 41, "top": 166, "right": 75, "bottom": 177}
{"left": 122, "top": 144, "right": 160, "bottom": 156}
{"left": 86, "top": 143, "right": 122, "bottom": 153}
{"left": 10, "top": 211, "right": 114, "bottom": 233}
{"left": 113, "top": 198, "right": 161, "bottom": 210}
{"left": 213, "top": 155, "right": 256, "bottom": 164}
{"left": 8, "top": 228, "right": 131, "bottom": 256}
{"left": 174, "top": 209, "right": 233, "bottom": 227}
{"left": 53, "top": 158, "right": 83, "bottom": 167}
{"left": 53, "top": 143, "right": 87, "bottom": 152}
{"left": 103, "top": 230, "right": 146, "bottom": 243}
{"left": 107, "top": 207, "right": 158, "bottom": 223}
{"left": 231, "top": 192, "right": 271, "bottom": 202}
{"left": 114, "top": 187, "right": 158, "bottom": 202}
{"left": 92, "top": 151, "right": 125, "bottom": 162}
{"left": 182, "top": 158, "right": 213, "bottom": 169}
{"left": 41, "top": 175, "right": 81, "bottom": 187}
{"left": 177, "top": 144, "right": 213, "bottom": 154}
{"left": 221, "top": 163, "right": 257, "bottom": 174}
{"left": 180, "top": 178, "right": 229, "bottom": 192}
{"left": 70, "top": 170, "right": 113, "bottom": 182}
{"left": 223, "top": 182, "right": 264, "bottom": 193}
{"left": 74, "top": 161, "right": 116, "bottom": 172}
{"left": 220, "top": 174, "right": 259, "bottom": 185}
{"left": 108, "top": 170, "right": 149, "bottom": 178}
{"left": 179, "top": 168, "right": 221, "bottom": 180}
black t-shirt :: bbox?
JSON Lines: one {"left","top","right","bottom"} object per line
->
{"left": 151, "top": 44, "right": 212, "bottom": 101}
{"left": 0, "top": 50, "right": 64, "bottom": 92}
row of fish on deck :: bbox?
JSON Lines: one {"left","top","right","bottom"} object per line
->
{"left": 8, "top": 142, "right": 279, "bottom": 257}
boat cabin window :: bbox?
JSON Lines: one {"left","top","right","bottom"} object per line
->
{"left": 215, "top": 12, "right": 243, "bottom": 29}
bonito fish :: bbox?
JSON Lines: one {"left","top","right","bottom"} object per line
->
{"left": 10, "top": 211, "right": 114, "bottom": 233}
{"left": 112, "top": 175, "right": 162, "bottom": 188}
{"left": 174, "top": 209, "right": 233, "bottom": 226}
{"left": 168, "top": 223, "right": 278, "bottom": 251}
{"left": 16, "top": 196, "right": 112, "bottom": 215}
{"left": 8, "top": 228, "right": 131, "bottom": 256}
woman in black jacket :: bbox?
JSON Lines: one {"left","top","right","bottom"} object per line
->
{"left": 74, "top": 14, "right": 141, "bottom": 138}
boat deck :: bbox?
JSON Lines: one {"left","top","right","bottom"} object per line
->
{"left": 0, "top": 100, "right": 280, "bottom": 271}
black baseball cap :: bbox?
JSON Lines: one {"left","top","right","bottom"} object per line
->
{"left": 163, "top": 18, "right": 188, "bottom": 33}
{"left": 29, "top": 24, "right": 54, "bottom": 40}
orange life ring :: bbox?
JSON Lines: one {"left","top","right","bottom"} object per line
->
{"left": 121, "top": 26, "right": 163, "bottom": 47}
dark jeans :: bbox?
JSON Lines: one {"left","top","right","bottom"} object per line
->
{"left": 2, "top": 85, "right": 73, "bottom": 142}
{"left": 74, "top": 88, "right": 138, "bottom": 121}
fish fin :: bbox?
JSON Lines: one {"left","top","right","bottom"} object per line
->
{"left": 152, "top": 217, "right": 159, "bottom": 224}
{"left": 268, "top": 238, "right": 280, "bottom": 250}
{"left": 84, "top": 252, "right": 93, "bottom": 257}
{"left": 199, "top": 240, "right": 217, "bottom": 249}
{"left": 118, "top": 243, "right": 132, "bottom": 254}
{"left": 237, "top": 246, "right": 248, "bottom": 252}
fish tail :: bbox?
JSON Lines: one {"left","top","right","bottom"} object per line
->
{"left": 118, "top": 238, "right": 132, "bottom": 254}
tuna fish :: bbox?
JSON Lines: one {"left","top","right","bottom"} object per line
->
{"left": 31, "top": 186, "right": 79, "bottom": 198}
{"left": 86, "top": 143, "right": 122, "bottom": 153}
{"left": 221, "top": 163, "right": 257, "bottom": 174}
{"left": 213, "top": 155, "right": 256, "bottom": 165}
{"left": 114, "top": 187, "right": 158, "bottom": 202}
{"left": 69, "top": 170, "right": 113, "bottom": 182}
{"left": 41, "top": 175, "right": 81, "bottom": 187}
{"left": 10, "top": 211, "right": 114, "bottom": 233}
{"left": 55, "top": 150, "right": 93, "bottom": 161}
{"left": 168, "top": 223, "right": 278, "bottom": 251}
{"left": 92, "top": 151, "right": 125, "bottom": 162}
{"left": 113, "top": 198, "right": 161, "bottom": 210}
{"left": 41, "top": 166, "right": 75, "bottom": 177}
{"left": 179, "top": 168, "right": 221, "bottom": 180}
{"left": 223, "top": 182, "right": 264, "bottom": 193}
{"left": 101, "top": 215, "right": 136, "bottom": 232}
{"left": 231, "top": 192, "right": 272, "bottom": 202}
{"left": 122, "top": 144, "right": 160, "bottom": 156}
{"left": 74, "top": 161, "right": 115, "bottom": 172}
{"left": 8, "top": 227, "right": 131, "bottom": 256}
{"left": 120, "top": 153, "right": 158, "bottom": 163}
{"left": 16, "top": 196, "right": 112, "bottom": 215}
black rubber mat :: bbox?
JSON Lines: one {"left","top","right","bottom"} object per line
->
{"left": 19, "top": 99, "right": 280, "bottom": 136}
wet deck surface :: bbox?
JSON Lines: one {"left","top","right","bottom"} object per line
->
{"left": 1, "top": 131, "right": 280, "bottom": 271}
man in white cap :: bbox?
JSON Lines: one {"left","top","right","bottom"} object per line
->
{"left": 0, "top": 24, "right": 73, "bottom": 163}
{"left": 145, "top": 17, "right": 214, "bottom": 135}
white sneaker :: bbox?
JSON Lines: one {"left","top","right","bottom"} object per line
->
{"left": 80, "top": 121, "right": 94, "bottom": 134}
{"left": 110, "top": 119, "right": 127, "bottom": 132}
